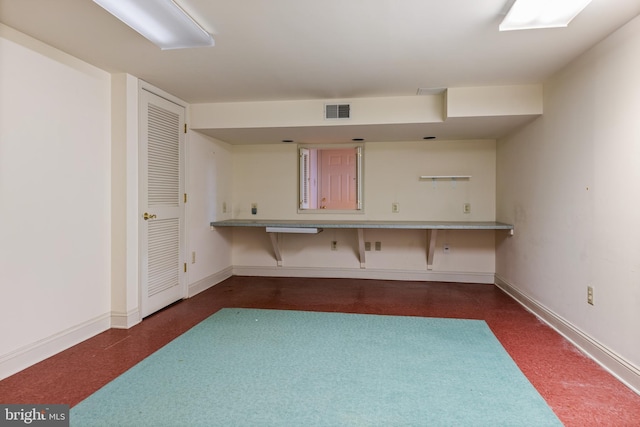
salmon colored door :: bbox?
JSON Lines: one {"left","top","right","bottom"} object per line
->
{"left": 319, "top": 148, "right": 357, "bottom": 210}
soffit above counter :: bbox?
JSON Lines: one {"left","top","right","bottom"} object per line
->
{"left": 189, "top": 85, "right": 542, "bottom": 144}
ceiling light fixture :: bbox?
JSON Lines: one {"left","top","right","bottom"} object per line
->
{"left": 499, "top": 0, "right": 592, "bottom": 31}
{"left": 93, "top": 0, "right": 214, "bottom": 49}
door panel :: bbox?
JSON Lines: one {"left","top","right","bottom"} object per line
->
{"left": 147, "top": 218, "right": 180, "bottom": 297}
{"left": 320, "top": 148, "right": 357, "bottom": 210}
{"left": 140, "top": 89, "right": 185, "bottom": 318}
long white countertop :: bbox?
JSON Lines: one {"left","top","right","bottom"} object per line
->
{"left": 210, "top": 219, "right": 513, "bottom": 270}
{"left": 210, "top": 219, "right": 514, "bottom": 230}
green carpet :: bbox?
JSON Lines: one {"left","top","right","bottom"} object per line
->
{"left": 71, "top": 308, "right": 562, "bottom": 426}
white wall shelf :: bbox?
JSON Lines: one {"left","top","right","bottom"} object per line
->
{"left": 419, "top": 175, "right": 472, "bottom": 180}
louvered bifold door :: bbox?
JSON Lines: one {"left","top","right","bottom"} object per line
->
{"left": 299, "top": 148, "right": 310, "bottom": 209}
{"left": 140, "top": 89, "right": 185, "bottom": 318}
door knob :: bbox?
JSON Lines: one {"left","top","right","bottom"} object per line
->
{"left": 143, "top": 212, "right": 157, "bottom": 220}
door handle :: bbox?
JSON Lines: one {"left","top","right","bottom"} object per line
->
{"left": 143, "top": 212, "right": 157, "bottom": 220}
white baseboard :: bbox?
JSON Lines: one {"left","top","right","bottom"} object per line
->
{"left": 110, "top": 268, "right": 234, "bottom": 330}
{"left": 495, "top": 275, "right": 640, "bottom": 396}
{"left": 232, "top": 265, "right": 495, "bottom": 284}
{"left": 188, "top": 267, "right": 233, "bottom": 297}
{"left": 0, "top": 313, "right": 111, "bottom": 381}
{"left": 110, "top": 308, "right": 141, "bottom": 329}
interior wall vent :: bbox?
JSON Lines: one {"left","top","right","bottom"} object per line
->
{"left": 325, "top": 103, "right": 351, "bottom": 119}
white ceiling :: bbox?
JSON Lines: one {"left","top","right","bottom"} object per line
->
{"left": 1, "top": 0, "right": 639, "bottom": 143}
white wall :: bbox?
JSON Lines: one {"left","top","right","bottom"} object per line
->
{"left": 0, "top": 25, "right": 112, "bottom": 378}
{"left": 365, "top": 140, "right": 496, "bottom": 221}
{"left": 446, "top": 85, "right": 543, "bottom": 118}
{"left": 110, "top": 73, "right": 140, "bottom": 328}
{"left": 496, "top": 15, "right": 640, "bottom": 391}
{"left": 230, "top": 139, "right": 498, "bottom": 280}
{"left": 0, "top": 26, "right": 235, "bottom": 377}
{"left": 186, "top": 130, "right": 233, "bottom": 295}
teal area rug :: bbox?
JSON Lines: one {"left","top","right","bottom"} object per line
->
{"left": 71, "top": 309, "right": 562, "bottom": 426}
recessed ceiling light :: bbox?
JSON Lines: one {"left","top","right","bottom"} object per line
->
{"left": 352, "top": 138, "right": 365, "bottom": 141}
{"left": 500, "top": 0, "right": 592, "bottom": 31}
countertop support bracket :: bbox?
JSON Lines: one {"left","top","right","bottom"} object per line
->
{"left": 427, "top": 229, "right": 437, "bottom": 270}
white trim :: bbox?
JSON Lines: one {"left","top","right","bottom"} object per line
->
{"left": 231, "top": 266, "right": 494, "bottom": 284}
{"left": 188, "top": 267, "right": 233, "bottom": 297}
{"left": 0, "top": 313, "right": 111, "bottom": 381}
{"left": 110, "top": 308, "right": 141, "bottom": 329}
{"left": 139, "top": 79, "right": 188, "bottom": 108}
{"left": 495, "top": 275, "right": 640, "bottom": 396}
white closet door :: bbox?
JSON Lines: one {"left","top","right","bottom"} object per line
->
{"left": 139, "top": 89, "right": 186, "bottom": 318}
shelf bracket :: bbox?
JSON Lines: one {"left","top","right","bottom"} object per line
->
{"left": 426, "top": 229, "right": 437, "bottom": 270}
{"left": 268, "top": 232, "right": 283, "bottom": 267}
{"left": 357, "top": 228, "right": 366, "bottom": 269}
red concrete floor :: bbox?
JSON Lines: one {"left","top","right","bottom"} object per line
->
{"left": 1, "top": 276, "right": 639, "bottom": 426}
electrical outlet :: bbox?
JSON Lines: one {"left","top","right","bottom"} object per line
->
{"left": 331, "top": 241, "right": 338, "bottom": 251}
{"left": 375, "top": 241, "right": 382, "bottom": 251}
{"left": 392, "top": 202, "right": 400, "bottom": 213}
{"left": 364, "top": 242, "right": 371, "bottom": 251}
{"left": 191, "top": 251, "right": 196, "bottom": 264}
{"left": 251, "top": 203, "right": 257, "bottom": 215}
{"left": 222, "top": 202, "right": 227, "bottom": 213}
{"left": 463, "top": 203, "right": 471, "bottom": 214}
{"left": 587, "top": 286, "right": 594, "bottom": 305}
{"left": 443, "top": 244, "right": 451, "bottom": 254}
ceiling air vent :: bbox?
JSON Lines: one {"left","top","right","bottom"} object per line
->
{"left": 325, "top": 103, "right": 351, "bottom": 119}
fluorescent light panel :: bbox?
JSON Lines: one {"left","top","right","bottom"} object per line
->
{"left": 266, "top": 227, "right": 323, "bottom": 234}
{"left": 500, "top": 0, "right": 592, "bottom": 31}
{"left": 93, "top": 0, "right": 214, "bottom": 49}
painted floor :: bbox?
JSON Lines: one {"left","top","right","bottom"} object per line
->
{"left": 1, "top": 276, "right": 639, "bottom": 426}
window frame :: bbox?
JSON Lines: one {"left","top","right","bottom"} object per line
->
{"left": 298, "top": 143, "right": 364, "bottom": 214}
